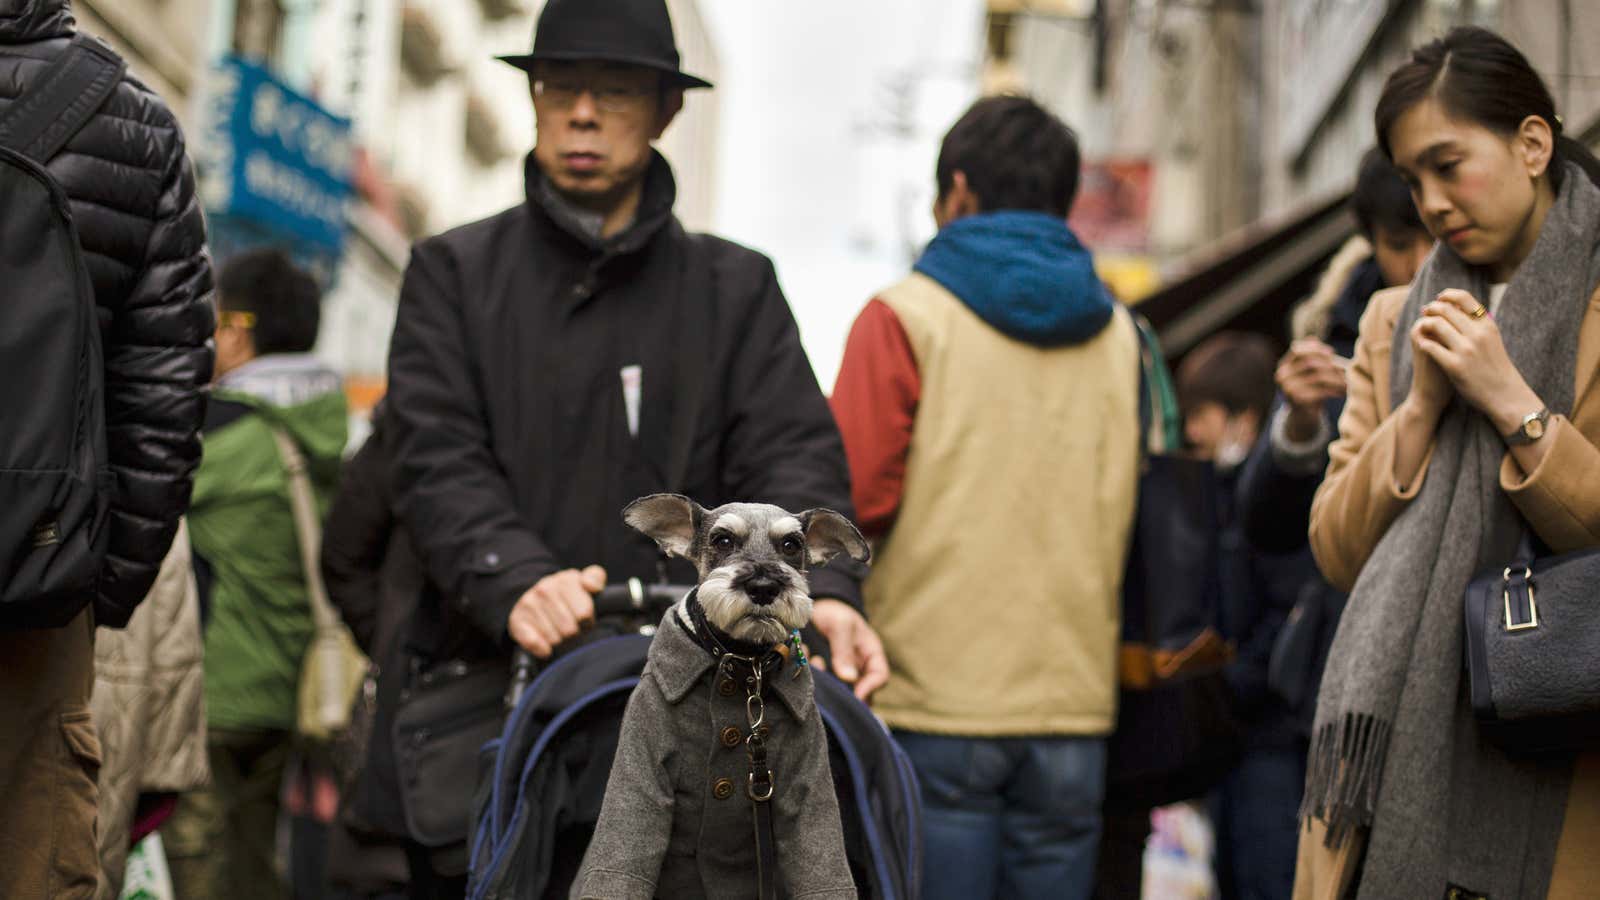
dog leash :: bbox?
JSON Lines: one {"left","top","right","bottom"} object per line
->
{"left": 687, "top": 594, "right": 783, "bottom": 899}
{"left": 728, "top": 653, "right": 779, "bottom": 900}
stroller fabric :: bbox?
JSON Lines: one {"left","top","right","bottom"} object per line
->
{"left": 468, "top": 634, "right": 921, "bottom": 899}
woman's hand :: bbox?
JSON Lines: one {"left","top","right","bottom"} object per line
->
{"left": 1414, "top": 289, "right": 1543, "bottom": 435}
{"left": 1406, "top": 310, "right": 1456, "bottom": 420}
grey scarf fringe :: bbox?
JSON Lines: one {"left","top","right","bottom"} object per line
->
{"left": 1301, "top": 714, "right": 1392, "bottom": 849}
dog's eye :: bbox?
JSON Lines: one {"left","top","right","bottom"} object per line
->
{"left": 711, "top": 533, "right": 735, "bottom": 551}
{"left": 781, "top": 536, "right": 803, "bottom": 556}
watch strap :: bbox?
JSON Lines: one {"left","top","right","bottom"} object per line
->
{"left": 1505, "top": 407, "right": 1551, "bottom": 446}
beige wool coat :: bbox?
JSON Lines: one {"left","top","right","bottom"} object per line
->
{"left": 1296, "top": 285, "right": 1600, "bottom": 900}
{"left": 90, "top": 520, "right": 210, "bottom": 898}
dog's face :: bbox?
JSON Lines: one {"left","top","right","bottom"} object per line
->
{"left": 623, "top": 494, "right": 870, "bottom": 644}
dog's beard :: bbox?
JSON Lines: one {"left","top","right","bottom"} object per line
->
{"left": 697, "top": 563, "right": 812, "bottom": 645}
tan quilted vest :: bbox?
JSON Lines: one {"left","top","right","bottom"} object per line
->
{"left": 865, "top": 273, "right": 1141, "bottom": 736}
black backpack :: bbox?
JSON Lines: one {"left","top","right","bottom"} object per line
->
{"left": 0, "top": 35, "right": 127, "bottom": 628}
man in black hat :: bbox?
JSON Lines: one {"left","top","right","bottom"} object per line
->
{"left": 380, "top": 0, "right": 886, "bottom": 893}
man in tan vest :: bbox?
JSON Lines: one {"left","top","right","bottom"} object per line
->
{"left": 831, "top": 95, "right": 1141, "bottom": 900}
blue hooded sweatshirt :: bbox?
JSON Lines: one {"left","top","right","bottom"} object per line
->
{"left": 913, "top": 210, "right": 1114, "bottom": 346}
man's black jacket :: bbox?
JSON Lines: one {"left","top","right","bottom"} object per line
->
{"left": 386, "top": 152, "right": 861, "bottom": 653}
{"left": 0, "top": 0, "right": 215, "bottom": 626}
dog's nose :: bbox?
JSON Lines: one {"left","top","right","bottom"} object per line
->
{"left": 743, "top": 575, "right": 781, "bottom": 606}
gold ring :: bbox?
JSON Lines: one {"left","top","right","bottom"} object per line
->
{"left": 1469, "top": 305, "right": 1487, "bottom": 320}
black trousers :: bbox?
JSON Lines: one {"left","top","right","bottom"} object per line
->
{"left": 1092, "top": 803, "right": 1151, "bottom": 899}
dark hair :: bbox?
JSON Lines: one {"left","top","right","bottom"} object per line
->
{"left": 217, "top": 248, "right": 323, "bottom": 356}
{"left": 1352, "top": 147, "right": 1424, "bottom": 239}
{"left": 1175, "top": 332, "right": 1278, "bottom": 424}
{"left": 1375, "top": 26, "right": 1600, "bottom": 195}
{"left": 936, "top": 95, "right": 1081, "bottom": 217}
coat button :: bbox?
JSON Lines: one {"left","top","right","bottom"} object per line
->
{"left": 718, "top": 677, "right": 737, "bottom": 696}
{"left": 712, "top": 778, "right": 734, "bottom": 800}
{"left": 720, "top": 726, "right": 742, "bottom": 748}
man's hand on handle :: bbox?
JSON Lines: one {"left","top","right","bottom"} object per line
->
{"left": 508, "top": 565, "right": 606, "bottom": 658}
{"left": 809, "top": 599, "right": 890, "bottom": 703}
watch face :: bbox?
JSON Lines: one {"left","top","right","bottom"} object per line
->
{"left": 1526, "top": 417, "right": 1546, "bottom": 440}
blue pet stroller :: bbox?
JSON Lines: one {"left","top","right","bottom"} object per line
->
{"left": 466, "top": 582, "right": 923, "bottom": 900}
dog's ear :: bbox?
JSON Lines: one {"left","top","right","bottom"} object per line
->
{"left": 799, "top": 509, "right": 870, "bottom": 567}
{"left": 623, "top": 494, "right": 703, "bottom": 559}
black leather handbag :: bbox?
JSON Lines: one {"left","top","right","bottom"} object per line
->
{"left": 1106, "top": 315, "right": 1243, "bottom": 809}
{"left": 1463, "top": 532, "right": 1600, "bottom": 752}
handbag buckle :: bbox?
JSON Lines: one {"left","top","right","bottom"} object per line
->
{"left": 1502, "top": 566, "right": 1539, "bottom": 632}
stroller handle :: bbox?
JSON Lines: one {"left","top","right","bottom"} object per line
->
{"left": 506, "top": 578, "right": 691, "bottom": 709}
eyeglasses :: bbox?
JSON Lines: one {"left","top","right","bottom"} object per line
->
{"left": 533, "top": 78, "right": 655, "bottom": 113}
{"left": 217, "top": 310, "right": 256, "bottom": 331}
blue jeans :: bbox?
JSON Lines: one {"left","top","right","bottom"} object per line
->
{"left": 894, "top": 731, "right": 1106, "bottom": 900}
{"left": 1211, "top": 745, "right": 1305, "bottom": 900}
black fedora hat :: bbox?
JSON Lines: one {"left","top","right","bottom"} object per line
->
{"left": 497, "top": 0, "right": 713, "bottom": 90}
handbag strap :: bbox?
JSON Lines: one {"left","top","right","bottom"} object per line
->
{"left": 1131, "top": 312, "right": 1182, "bottom": 454}
{"left": 270, "top": 427, "right": 340, "bottom": 633}
{"left": 0, "top": 33, "right": 126, "bottom": 161}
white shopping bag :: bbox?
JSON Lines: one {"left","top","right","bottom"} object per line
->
{"left": 1143, "top": 801, "right": 1218, "bottom": 900}
{"left": 120, "top": 831, "right": 175, "bottom": 900}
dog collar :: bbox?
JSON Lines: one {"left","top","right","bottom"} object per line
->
{"left": 680, "top": 589, "right": 784, "bottom": 674}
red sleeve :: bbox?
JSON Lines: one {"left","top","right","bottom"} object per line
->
{"left": 829, "top": 299, "right": 920, "bottom": 538}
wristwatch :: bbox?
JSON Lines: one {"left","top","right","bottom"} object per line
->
{"left": 1505, "top": 407, "right": 1551, "bottom": 446}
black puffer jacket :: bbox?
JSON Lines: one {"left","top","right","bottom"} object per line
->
{"left": 0, "top": 0, "right": 215, "bottom": 627}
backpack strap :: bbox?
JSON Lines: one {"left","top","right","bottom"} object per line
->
{"left": 0, "top": 33, "right": 127, "bottom": 163}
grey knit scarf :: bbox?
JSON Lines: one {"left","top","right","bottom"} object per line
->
{"left": 1302, "top": 162, "right": 1600, "bottom": 899}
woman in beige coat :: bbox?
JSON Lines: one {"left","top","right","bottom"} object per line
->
{"left": 1295, "top": 27, "right": 1600, "bottom": 900}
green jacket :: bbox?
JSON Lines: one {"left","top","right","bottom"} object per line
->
{"left": 189, "top": 356, "right": 347, "bottom": 732}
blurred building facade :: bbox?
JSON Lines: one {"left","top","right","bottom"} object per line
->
{"left": 1262, "top": 0, "right": 1600, "bottom": 208}
{"left": 986, "top": 0, "right": 1257, "bottom": 281}
{"left": 984, "top": 0, "right": 1600, "bottom": 305}
{"left": 67, "top": 0, "right": 722, "bottom": 422}
{"left": 69, "top": 0, "right": 212, "bottom": 128}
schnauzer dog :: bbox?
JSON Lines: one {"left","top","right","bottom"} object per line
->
{"left": 570, "top": 494, "right": 868, "bottom": 900}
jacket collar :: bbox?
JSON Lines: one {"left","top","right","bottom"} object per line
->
{"left": 523, "top": 148, "right": 678, "bottom": 259}
{"left": 645, "top": 603, "right": 815, "bottom": 722}
{"left": 0, "top": 0, "right": 73, "bottom": 43}
{"left": 214, "top": 353, "right": 343, "bottom": 409}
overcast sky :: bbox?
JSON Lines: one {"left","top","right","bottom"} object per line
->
{"left": 698, "top": 1, "right": 986, "bottom": 390}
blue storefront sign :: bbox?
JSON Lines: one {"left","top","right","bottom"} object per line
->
{"left": 198, "top": 55, "right": 353, "bottom": 261}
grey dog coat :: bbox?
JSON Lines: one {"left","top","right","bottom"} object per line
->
{"left": 570, "top": 608, "right": 857, "bottom": 899}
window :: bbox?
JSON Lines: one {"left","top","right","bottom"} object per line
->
{"left": 232, "top": 0, "right": 286, "bottom": 63}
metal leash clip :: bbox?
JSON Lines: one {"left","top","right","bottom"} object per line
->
{"left": 745, "top": 661, "right": 774, "bottom": 801}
